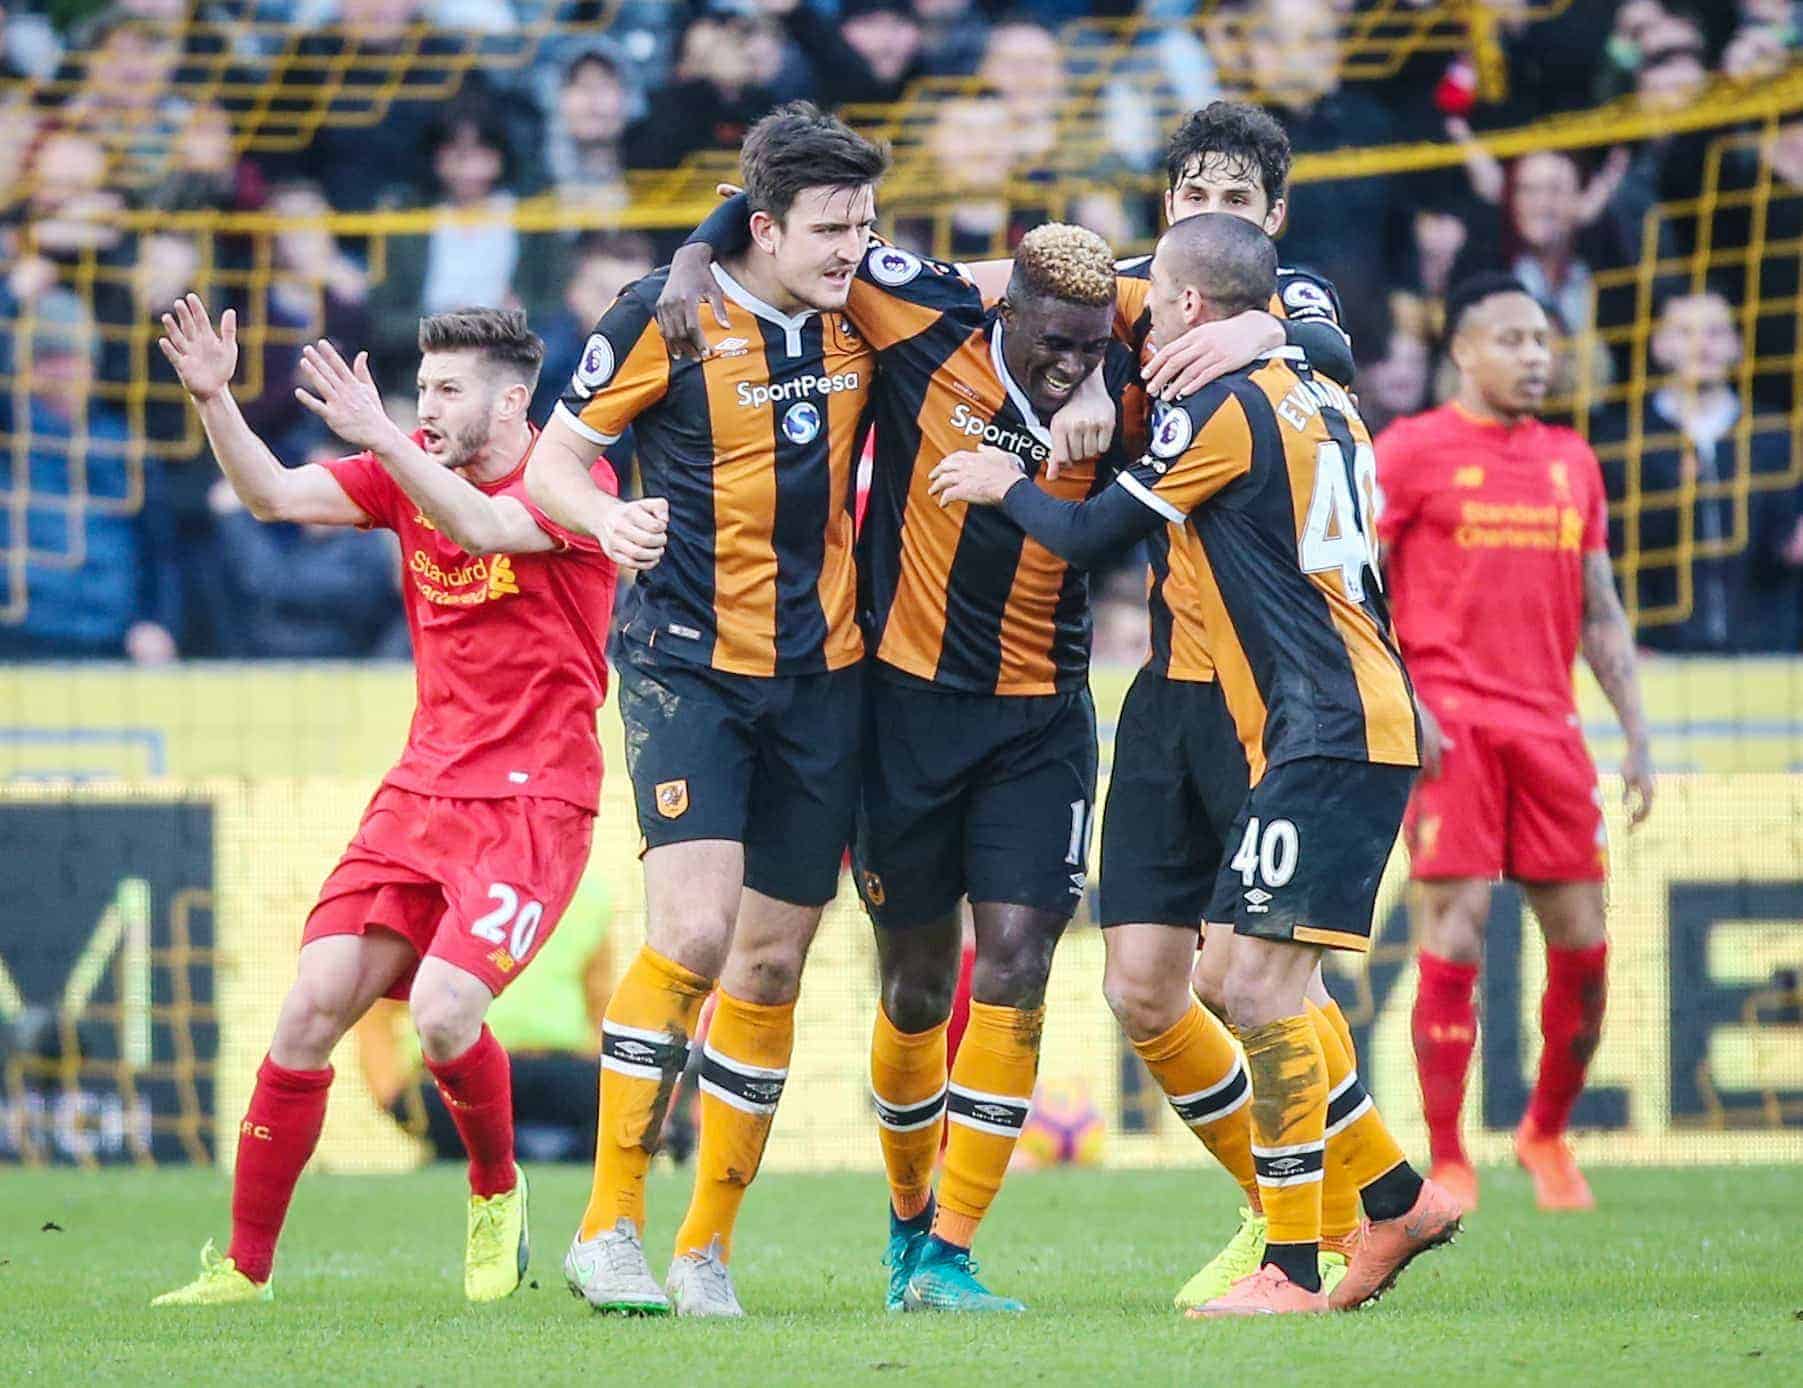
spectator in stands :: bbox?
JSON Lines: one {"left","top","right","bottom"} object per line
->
{"left": 772, "top": 0, "right": 924, "bottom": 110}
{"left": 237, "top": 180, "right": 373, "bottom": 460}
{"left": 1451, "top": 140, "right": 1633, "bottom": 352}
{"left": 149, "top": 101, "right": 267, "bottom": 213}
{"left": 209, "top": 432, "right": 406, "bottom": 657}
{"left": 55, "top": 10, "right": 190, "bottom": 177}
{"left": 1246, "top": 0, "right": 1401, "bottom": 314}
{"left": 366, "top": 104, "right": 556, "bottom": 391}
{"left": 1594, "top": 291, "right": 1803, "bottom": 654}
{"left": 0, "top": 289, "right": 181, "bottom": 663}
{"left": 543, "top": 47, "right": 633, "bottom": 214}
{"left": 288, "top": 0, "right": 502, "bottom": 213}
{"left": 1353, "top": 307, "right": 1433, "bottom": 439}
{"left": 623, "top": 9, "right": 778, "bottom": 172}
{"left": 898, "top": 89, "right": 1023, "bottom": 258}
{"left": 977, "top": 17, "right": 1065, "bottom": 182}
{"left": 533, "top": 229, "right": 654, "bottom": 425}
{"left": 22, "top": 127, "right": 127, "bottom": 263}
{"left": 913, "top": 0, "right": 990, "bottom": 78}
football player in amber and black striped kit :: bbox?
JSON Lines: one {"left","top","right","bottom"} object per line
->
{"left": 527, "top": 102, "right": 887, "bottom": 1319}
{"left": 667, "top": 211, "right": 1137, "bottom": 1312}
{"left": 933, "top": 214, "right": 1463, "bottom": 1319}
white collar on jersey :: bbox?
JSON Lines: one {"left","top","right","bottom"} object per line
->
{"left": 1255, "top": 345, "right": 1309, "bottom": 363}
{"left": 987, "top": 320, "right": 1055, "bottom": 451}
{"left": 710, "top": 262, "right": 816, "bottom": 358}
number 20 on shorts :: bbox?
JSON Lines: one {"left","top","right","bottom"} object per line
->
{"left": 1230, "top": 817, "right": 1300, "bottom": 889}
{"left": 470, "top": 883, "right": 544, "bottom": 961}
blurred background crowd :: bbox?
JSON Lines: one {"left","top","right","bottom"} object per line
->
{"left": 3, "top": 0, "right": 1802, "bottom": 665}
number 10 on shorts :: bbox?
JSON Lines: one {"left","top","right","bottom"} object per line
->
{"left": 1231, "top": 817, "right": 1299, "bottom": 900}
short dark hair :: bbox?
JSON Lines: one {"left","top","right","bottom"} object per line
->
{"left": 418, "top": 307, "right": 545, "bottom": 390}
{"left": 1164, "top": 101, "right": 1292, "bottom": 208}
{"left": 1445, "top": 272, "right": 1535, "bottom": 338}
{"left": 740, "top": 101, "right": 890, "bottom": 225}
{"left": 1158, "top": 212, "right": 1278, "bottom": 320}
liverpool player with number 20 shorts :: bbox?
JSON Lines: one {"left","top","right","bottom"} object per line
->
{"left": 1376, "top": 275, "right": 1653, "bottom": 1215}
{"left": 150, "top": 301, "right": 642, "bottom": 1308}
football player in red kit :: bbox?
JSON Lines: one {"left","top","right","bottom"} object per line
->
{"left": 150, "top": 299, "right": 663, "bottom": 1305}
{"left": 1375, "top": 275, "right": 1654, "bottom": 1214}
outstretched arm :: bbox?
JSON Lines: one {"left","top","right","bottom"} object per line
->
{"left": 294, "top": 339, "right": 554, "bottom": 555}
{"left": 928, "top": 446, "right": 1164, "bottom": 569}
{"left": 1579, "top": 550, "right": 1654, "bottom": 828}
{"left": 527, "top": 412, "right": 669, "bottom": 571}
{"left": 159, "top": 294, "right": 368, "bottom": 526}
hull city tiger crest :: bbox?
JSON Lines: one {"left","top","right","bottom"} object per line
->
{"left": 655, "top": 779, "right": 690, "bottom": 818}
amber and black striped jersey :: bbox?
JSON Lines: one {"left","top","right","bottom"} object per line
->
{"left": 995, "top": 348, "right": 1417, "bottom": 784}
{"left": 555, "top": 264, "right": 873, "bottom": 678}
{"left": 1111, "top": 256, "right": 1352, "bottom": 684}
{"left": 844, "top": 243, "right": 1138, "bottom": 696}
{"left": 1119, "top": 350, "right": 1417, "bottom": 781}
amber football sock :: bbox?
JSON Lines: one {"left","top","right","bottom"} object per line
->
{"left": 932, "top": 1001, "right": 1043, "bottom": 1250}
{"left": 1242, "top": 1014, "right": 1327, "bottom": 1291}
{"left": 673, "top": 992, "right": 795, "bottom": 1262}
{"left": 579, "top": 945, "right": 711, "bottom": 1240}
{"left": 870, "top": 1006, "right": 949, "bottom": 1221}
{"left": 1132, "top": 1001, "right": 1257, "bottom": 1204}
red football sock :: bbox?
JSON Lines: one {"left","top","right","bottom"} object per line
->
{"left": 1411, "top": 951, "right": 1479, "bottom": 1167}
{"left": 424, "top": 1025, "right": 517, "bottom": 1198}
{"left": 228, "top": 1056, "right": 333, "bottom": 1284}
{"left": 1527, "top": 942, "right": 1608, "bottom": 1138}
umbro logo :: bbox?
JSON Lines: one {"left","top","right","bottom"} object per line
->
{"left": 709, "top": 336, "right": 752, "bottom": 359}
{"left": 1244, "top": 887, "right": 1272, "bottom": 913}
{"left": 614, "top": 1038, "right": 657, "bottom": 1062}
{"left": 1068, "top": 872, "right": 1086, "bottom": 897}
{"left": 744, "top": 1079, "right": 784, "bottom": 1103}
{"left": 1266, "top": 1155, "right": 1305, "bottom": 1176}
{"left": 973, "top": 1102, "right": 1017, "bottom": 1123}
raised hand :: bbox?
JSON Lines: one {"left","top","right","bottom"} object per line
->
{"left": 158, "top": 293, "right": 239, "bottom": 403}
{"left": 294, "top": 339, "right": 397, "bottom": 453}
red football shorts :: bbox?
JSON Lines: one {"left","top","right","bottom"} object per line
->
{"left": 303, "top": 784, "right": 596, "bottom": 999}
{"left": 1403, "top": 717, "right": 1606, "bottom": 883}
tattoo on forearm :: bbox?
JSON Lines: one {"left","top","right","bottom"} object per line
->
{"left": 1581, "top": 552, "right": 1647, "bottom": 740}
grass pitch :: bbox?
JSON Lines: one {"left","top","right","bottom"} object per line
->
{"left": 5, "top": 1163, "right": 1796, "bottom": 1385}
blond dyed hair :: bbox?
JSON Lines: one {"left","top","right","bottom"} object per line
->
{"left": 1011, "top": 223, "right": 1117, "bottom": 308}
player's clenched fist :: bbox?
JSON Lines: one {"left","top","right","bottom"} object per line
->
{"left": 598, "top": 495, "right": 669, "bottom": 570}
{"left": 928, "top": 446, "right": 1027, "bottom": 508}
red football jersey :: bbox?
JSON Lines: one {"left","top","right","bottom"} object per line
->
{"left": 1375, "top": 404, "right": 1607, "bottom": 731}
{"left": 322, "top": 430, "right": 619, "bottom": 810}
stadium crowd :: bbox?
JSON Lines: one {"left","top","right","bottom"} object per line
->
{"left": 2, "top": 0, "right": 1803, "bottom": 661}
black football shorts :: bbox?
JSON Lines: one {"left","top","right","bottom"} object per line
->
{"left": 1208, "top": 755, "right": 1415, "bottom": 953}
{"left": 1097, "top": 668, "right": 1249, "bottom": 928}
{"left": 617, "top": 633, "right": 860, "bottom": 907}
{"left": 853, "top": 673, "right": 1097, "bottom": 929}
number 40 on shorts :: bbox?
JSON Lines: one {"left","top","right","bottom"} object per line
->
{"left": 1230, "top": 817, "right": 1300, "bottom": 890}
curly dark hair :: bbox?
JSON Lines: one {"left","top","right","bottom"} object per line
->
{"left": 1163, "top": 101, "right": 1293, "bottom": 209}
